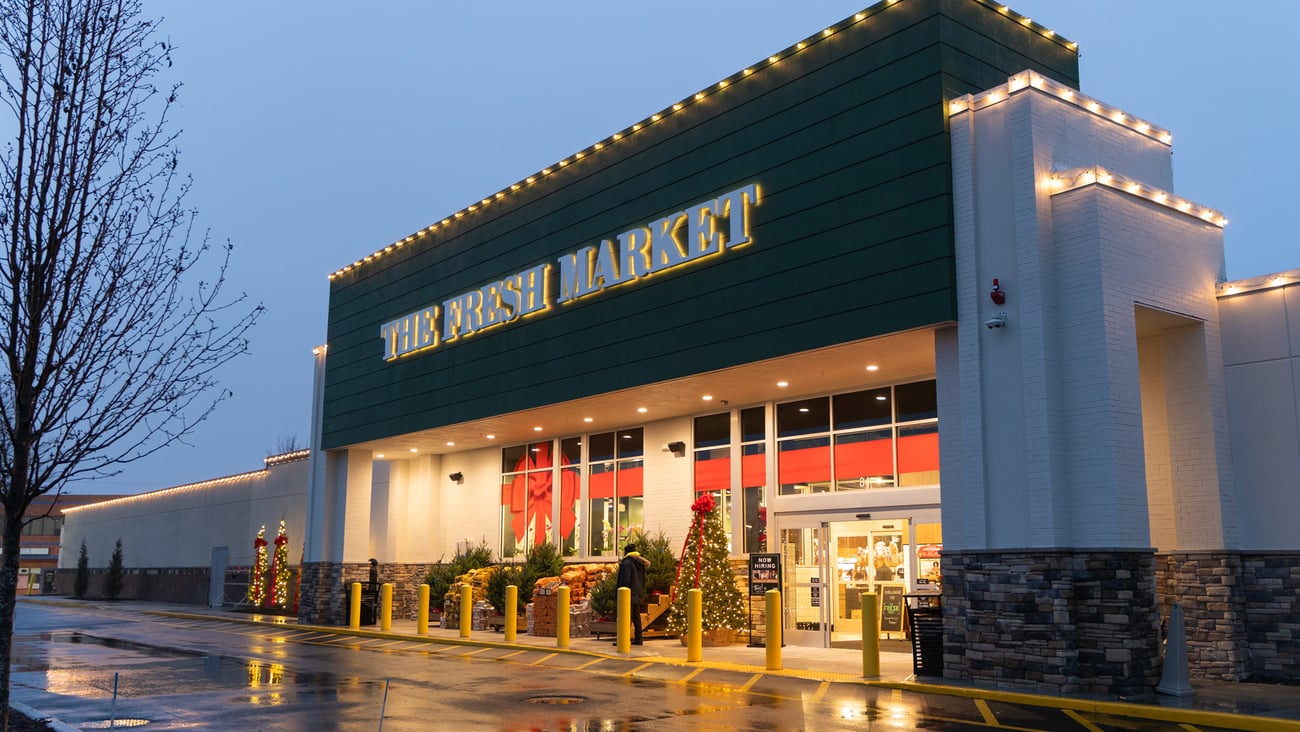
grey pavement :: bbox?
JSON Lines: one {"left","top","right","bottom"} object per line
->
{"left": 17, "top": 597, "right": 1300, "bottom": 731}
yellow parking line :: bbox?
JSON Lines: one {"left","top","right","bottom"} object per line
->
{"left": 810, "top": 681, "right": 831, "bottom": 703}
{"left": 498, "top": 650, "right": 527, "bottom": 660}
{"left": 530, "top": 653, "right": 558, "bottom": 665}
{"left": 575, "top": 658, "right": 605, "bottom": 670}
{"left": 1179, "top": 725, "right": 1203, "bottom": 732}
{"left": 974, "top": 698, "right": 998, "bottom": 726}
{"left": 680, "top": 667, "right": 706, "bottom": 683}
{"left": 623, "top": 663, "right": 655, "bottom": 677}
{"left": 739, "top": 673, "right": 763, "bottom": 692}
{"left": 458, "top": 647, "right": 488, "bottom": 656}
{"left": 1062, "top": 709, "right": 1103, "bottom": 732}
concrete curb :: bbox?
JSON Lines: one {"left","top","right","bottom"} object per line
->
{"left": 879, "top": 681, "right": 1300, "bottom": 732}
{"left": 11, "top": 701, "right": 81, "bottom": 732}
{"left": 151, "top": 608, "right": 1300, "bottom": 731}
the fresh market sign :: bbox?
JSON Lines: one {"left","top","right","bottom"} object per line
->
{"left": 380, "top": 183, "right": 759, "bottom": 362}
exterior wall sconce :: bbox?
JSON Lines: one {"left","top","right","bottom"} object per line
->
{"left": 448, "top": 472, "right": 464, "bottom": 484}
{"left": 666, "top": 441, "right": 686, "bottom": 457}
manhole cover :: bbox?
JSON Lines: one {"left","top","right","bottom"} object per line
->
{"left": 78, "top": 720, "right": 150, "bottom": 729}
{"left": 527, "top": 695, "right": 586, "bottom": 705}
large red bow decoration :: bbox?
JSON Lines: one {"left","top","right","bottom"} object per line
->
{"left": 507, "top": 442, "right": 578, "bottom": 546}
{"left": 691, "top": 493, "right": 716, "bottom": 515}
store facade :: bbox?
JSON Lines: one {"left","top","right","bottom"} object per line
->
{"left": 303, "top": 0, "right": 1298, "bottom": 695}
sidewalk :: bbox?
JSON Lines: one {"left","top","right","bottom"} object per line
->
{"left": 20, "top": 598, "right": 1300, "bottom": 731}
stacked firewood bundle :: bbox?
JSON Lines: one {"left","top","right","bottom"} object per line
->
{"left": 441, "top": 566, "right": 497, "bottom": 629}
{"left": 564, "top": 563, "right": 617, "bottom": 603}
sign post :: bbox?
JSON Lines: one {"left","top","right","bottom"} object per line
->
{"left": 747, "top": 553, "right": 782, "bottom": 647}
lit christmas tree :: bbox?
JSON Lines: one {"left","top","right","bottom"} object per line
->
{"left": 666, "top": 494, "right": 747, "bottom": 637}
{"left": 270, "top": 520, "right": 290, "bottom": 608}
{"left": 250, "top": 525, "right": 268, "bottom": 608}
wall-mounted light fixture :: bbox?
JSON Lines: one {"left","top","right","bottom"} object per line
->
{"left": 666, "top": 441, "right": 686, "bottom": 457}
{"left": 448, "top": 472, "right": 464, "bottom": 484}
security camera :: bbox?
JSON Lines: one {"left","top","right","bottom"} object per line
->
{"left": 985, "top": 312, "right": 1007, "bottom": 329}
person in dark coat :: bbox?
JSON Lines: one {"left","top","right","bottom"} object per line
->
{"left": 615, "top": 543, "right": 650, "bottom": 645}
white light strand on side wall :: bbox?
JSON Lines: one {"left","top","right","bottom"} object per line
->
{"left": 1044, "top": 165, "right": 1226, "bottom": 228}
{"left": 948, "top": 70, "right": 1172, "bottom": 147}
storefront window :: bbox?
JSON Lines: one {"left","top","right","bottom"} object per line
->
{"left": 777, "top": 380, "right": 938, "bottom": 495}
{"left": 693, "top": 412, "right": 732, "bottom": 550}
{"left": 500, "top": 441, "right": 554, "bottom": 558}
{"left": 741, "top": 407, "right": 767, "bottom": 553}
{"left": 588, "top": 428, "right": 643, "bottom": 556}
{"left": 559, "top": 437, "right": 582, "bottom": 556}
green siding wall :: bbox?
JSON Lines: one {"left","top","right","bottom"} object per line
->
{"left": 322, "top": 0, "right": 1078, "bottom": 449}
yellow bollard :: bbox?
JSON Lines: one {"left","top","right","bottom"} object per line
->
{"left": 417, "top": 583, "right": 430, "bottom": 635}
{"left": 616, "top": 587, "right": 631, "bottom": 653}
{"left": 862, "top": 591, "right": 880, "bottom": 677}
{"left": 557, "top": 585, "right": 571, "bottom": 649}
{"left": 349, "top": 582, "right": 362, "bottom": 629}
{"left": 459, "top": 585, "right": 472, "bottom": 639}
{"left": 380, "top": 583, "right": 393, "bottom": 631}
{"left": 687, "top": 588, "right": 702, "bottom": 662}
{"left": 765, "top": 589, "right": 782, "bottom": 670}
{"left": 505, "top": 585, "right": 518, "bottom": 642}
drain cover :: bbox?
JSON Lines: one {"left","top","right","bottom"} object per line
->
{"left": 527, "top": 695, "right": 586, "bottom": 705}
{"left": 80, "top": 720, "right": 150, "bottom": 728}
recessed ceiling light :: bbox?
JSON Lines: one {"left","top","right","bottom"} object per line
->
{"left": 445, "top": 441, "right": 455, "bottom": 447}
{"left": 376, "top": 453, "right": 385, "bottom": 459}
{"left": 486, "top": 434, "right": 496, "bottom": 440}
{"left": 583, "top": 417, "right": 593, "bottom": 423}
{"left": 777, "top": 381, "right": 789, "bottom": 388}
{"left": 410, "top": 448, "right": 419, "bottom": 453}
{"left": 798, "top": 407, "right": 810, "bottom": 413}
{"left": 621, "top": 433, "right": 632, "bottom": 439}
{"left": 702, "top": 395, "right": 713, "bottom": 401}
{"left": 875, "top": 395, "right": 887, "bottom": 401}
{"left": 637, "top": 407, "right": 647, "bottom": 413}
{"left": 866, "top": 364, "right": 879, "bottom": 372}
{"left": 533, "top": 426, "right": 543, "bottom": 432}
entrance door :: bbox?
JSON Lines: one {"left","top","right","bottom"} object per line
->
{"left": 778, "top": 514, "right": 912, "bottom": 648}
{"left": 826, "top": 517, "right": 910, "bottom": 648}
{"left": 778, "top": 521, "right": 831, "bottom": 646}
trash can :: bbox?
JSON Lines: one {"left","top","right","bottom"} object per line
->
{"left": 359, "top": 581, "right": 379, "bottom": 626}
{"left": 904, "top": 593, "right": 943, "bottom": 677}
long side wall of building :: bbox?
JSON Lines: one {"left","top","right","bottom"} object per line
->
{"left": 57, "top": 455, "right": 309, "bottom": 605}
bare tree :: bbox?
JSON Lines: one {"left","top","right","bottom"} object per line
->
{"left": 270, "top": 431, "right": 301, "bottom": 456}
{"left": 0, "top": 0, "right": 261, "bottom": 722}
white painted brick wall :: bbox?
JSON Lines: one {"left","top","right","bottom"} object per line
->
{"left": 945, "top": 80, "right": 1233, "bottom": 551}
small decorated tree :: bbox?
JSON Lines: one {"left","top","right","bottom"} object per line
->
{"left": 270, "top": 520, "right": 290, "bottom": 608}
{"left": 666, "top": 494, "right": 746, "bottom": 642}
{"left": 250, "top": 526, "right": 268, "bottom": 607}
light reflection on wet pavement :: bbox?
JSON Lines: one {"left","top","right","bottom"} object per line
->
{"left": 9, "top": 601, "right": 1266, "bottom": 731}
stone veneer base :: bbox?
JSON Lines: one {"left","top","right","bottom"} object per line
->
{"left": 1156, "top": 551, "right": 1300, "bottom": 683}
{"left": 298, "top": 561, "right": 434, "bottom": 626}
{"left": 941, "top": 549, "right": 1161, "bottom": 698}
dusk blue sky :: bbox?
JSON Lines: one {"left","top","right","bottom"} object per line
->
{"left": 84, "top": 1, "right": 1299, "bottom": 494}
